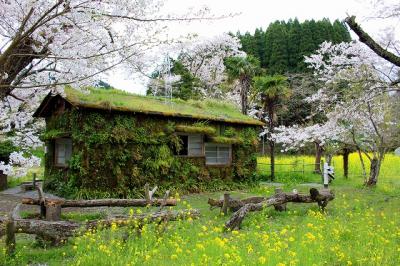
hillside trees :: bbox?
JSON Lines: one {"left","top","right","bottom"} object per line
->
{"left": 237, "top": 18, "right": 351, "bottom": 74}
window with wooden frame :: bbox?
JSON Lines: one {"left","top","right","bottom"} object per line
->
{"left": 175, "top": 134, "right": 203, "bottom": 156}
{"left": 54, "top": 138, "right": 72, "bottom": 167}
{"left": 205, "top": 143, "right": 231, "bottom": 165}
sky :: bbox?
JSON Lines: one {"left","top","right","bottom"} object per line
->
{"left": 107, "top": 0, "right": 399, "bottom": 94}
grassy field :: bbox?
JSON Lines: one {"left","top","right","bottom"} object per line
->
{"left": 1, "top": 153, "right": 400, "bottom": 265}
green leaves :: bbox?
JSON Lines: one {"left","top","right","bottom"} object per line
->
{"left": 252, "top": 75, "right": 291, "bottom": 100}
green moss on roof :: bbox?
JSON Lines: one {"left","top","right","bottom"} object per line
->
{"left": 175, "top": 124, "right": 216, "bottom": 135}
{"left": 64, "top": 87, "right": 263, "bottom": 126}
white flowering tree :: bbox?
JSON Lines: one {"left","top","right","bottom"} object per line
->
{"left": 148, "top": 33, "right": 244, "bottom": 99}
{"left": 273, "top": 41, "right": 400, "bottom": 185}
{"left": 0, "top": 0, "right": 219, "bottom": 178}
{"left": 178, "top": 34, "right": 244, "bottom": 96}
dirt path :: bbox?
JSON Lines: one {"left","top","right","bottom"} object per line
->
{"left": 0, "top": 185, "right": 61, "bottom": 217}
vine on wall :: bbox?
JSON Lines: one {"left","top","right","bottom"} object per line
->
{"left": 44, "top": 110, "right": 260, "bottom": 198}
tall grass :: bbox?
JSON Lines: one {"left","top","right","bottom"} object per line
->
{"left": 257, "top": 152, "right": 400, "bottom": 185}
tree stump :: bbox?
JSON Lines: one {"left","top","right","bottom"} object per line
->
{"left": 273, "top": 188, "right": 286, "bottom": 211}
{"left": 221, "top": 193, "right": 230, "bottom": 215}
{"left": 5, "top": 215, "right": 15, "bottom": 256}
{"left": 45, "top": 200, "right": 64, "bottom": 221}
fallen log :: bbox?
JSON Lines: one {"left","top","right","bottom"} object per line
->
{"left": 224, "top": 188, "right": 334, "bottom": 231}
{"left": 21, "top": 198, "right": 177, "bottom": 208}
{"left": 0, "top": 209, "right": 199, "bottom": 242}
{"left": 208, "top": 196, "right": 266, "bottom": 211}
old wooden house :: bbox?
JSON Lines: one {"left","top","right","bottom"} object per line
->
{"left": 33, "top": 87, "right": 263, "bottom": 196}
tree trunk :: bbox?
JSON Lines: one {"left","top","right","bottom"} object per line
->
{"left": 22, "top": 198, "right": 177, "bottom": 207}
{"left": 0, "top": 171, "right": 7, "bottom": 191}
{"left": 0, "top": 37, "right": 45, "bottom": 100}
{"left": 270, "top": 140, "right": 275, "bottom": 181}
{"left": 267, "top": 102, "right": 276, "bottom": 180}
{"left": 366, "top": 157, "right": 381, "bottom": 186}
{"left": 239, "top": 77, "right": 250, "bottom": 115}
{"left": 342, "top": 148, "right": 350, "bottom": 179}
{"left": 314, "top": 142, "right": 323, "bottom": 174}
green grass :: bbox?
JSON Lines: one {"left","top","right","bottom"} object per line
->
{"left": 257, "top": 153, "right": 400, "bottom": 186}
{"left": 1, "top": 154, "right": 400, "bottom": 265}
{"left": 65, "top": 87, "right": 263, "bottom": 125}
{"left": 6, "top": 166, "right": 44, "bottom": 189}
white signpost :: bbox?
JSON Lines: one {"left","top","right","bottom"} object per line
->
{"left": 395, "top": 147, "right": 400, "bottom": 156}
{"left": 323, "top": 163, "right": 335, "bottom": 188}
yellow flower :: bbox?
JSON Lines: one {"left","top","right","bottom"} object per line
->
{"left": 289, "top": 237, "right": 295, "bottom": 242}
{"left": 170, "top": 254, "right": 178, "bottom": 260}
{"left": 258, "top": 256, "right": 267, "bottom": 264}
{"left": 247, "top": 244, "right": 253, "bottom": 254}
{"left": 196, "top": 243, "right": 205, "bottom": 250}
{"left": 305, "top": 232, "right": 316, "bottom": 241}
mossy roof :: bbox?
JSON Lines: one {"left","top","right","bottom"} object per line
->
{"left": 37, "top": 87, "right": 263, "bottom": 126}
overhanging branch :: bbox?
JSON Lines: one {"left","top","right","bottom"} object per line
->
{"left": 345, "top": 16, "right": 400, "bottom": 67}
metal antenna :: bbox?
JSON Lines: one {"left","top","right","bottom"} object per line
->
{"left": 163, "top": 53, "right": 172, "bottom": 102}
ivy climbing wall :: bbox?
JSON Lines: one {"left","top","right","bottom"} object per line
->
{"left": 42, "top": 109, "right": 259, "bottom": 198}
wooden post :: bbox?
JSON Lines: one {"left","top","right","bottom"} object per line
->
{"left": 5, "top": 204, "right": 20, "bottom": 256}
{"left": 5, "top": 215, "right": 16, "bottom": 256}
{"left": 36, "top": 185, "right": 46, "bottom": 218}
{"left": 273, "top": 188, "right": 286, "bottom": 211}
{"left": 221, "top": 193, "right": 230, "bottom": 215}
{"left": 45, "top": 200, "right": 63, "bottom": 221}
{"left": 144, "top": 183, "right": 151, "bottom": 204}
{"left": 32, "top": 173, "right": 37, "bottom": 188}
{"left": 158, "top": 190, "right": 170, "bottom": 212}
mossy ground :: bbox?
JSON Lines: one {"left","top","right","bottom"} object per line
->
{"left": 1, "top": 153, "right": 399, "bottom": 265}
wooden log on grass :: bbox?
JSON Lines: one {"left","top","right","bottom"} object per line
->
{"left": 22, "top": 198, "right": 177, "bottom": 208}
{"left": 224, "top": 188, "right": 334, "bottom": 231}
{"left": 0, "top": 209, "right": 200, "bottom": 243}
{"left": 208, "top": 196, "right": 266, "bottom": 211}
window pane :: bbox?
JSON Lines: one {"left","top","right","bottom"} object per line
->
{"left": 55, "top": 138, "right": 72, "bottom": 166}
{"left": 205, "top": 144, "right": 231, "bottom": 165}
{"left": 188, "top": 134, "right": 202, "bottom": 156}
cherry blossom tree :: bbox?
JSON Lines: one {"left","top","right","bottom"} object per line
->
{"left": 148, "top": 33, "right": 244, "bottom": 99}
{"left": 273, "top": 41, "right": 400, "bottom": 185}
{"left": 0, "top": 0, "right": 221, "bottom": 178}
